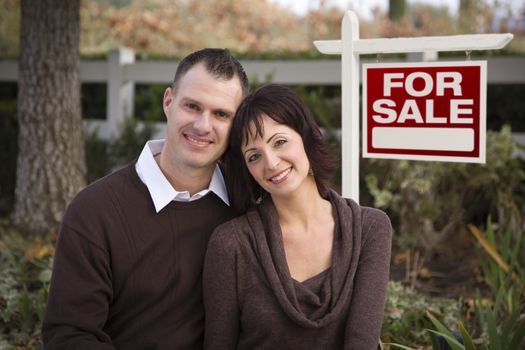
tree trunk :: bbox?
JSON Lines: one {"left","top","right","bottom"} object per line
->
{"left": 13, "top": 0, "right": 86, "bottom": 234}
{"left": 389, "top": 0, "right": 407, "bottom": 21}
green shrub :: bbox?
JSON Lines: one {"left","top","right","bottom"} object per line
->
{"left": 468, "top": 216, "right": 525, "bottom": 348}
{"left": 409, "top": 229, "right": 525, "bottom": 350}
{"left": 487, "top": 84, "right": 525, "bottom": 132}
{"left": 84, "top": 126, "right": 113, "bottom": 183}
{"left": 363, "top": 126, "right": 525, "bottom": 255}
{"left": 381, "top": 280, "right": 464, "bottom": 347}
{"left": 389, "top": 208, "right": 525, "bottom": 350}
{"left": 85, "top": 117, "right": 158, "bottom": 183}
{"left": 291, "top": 85, "right": 342, "bottom": 130}
{"left": 134, "top": 83, "right": 166, "bottom": 122}
{"left": 0, "top": 220, "right": 53, "bottom": 349}
{"left": 82, "top": 83, "right": 107, "bottom": 120}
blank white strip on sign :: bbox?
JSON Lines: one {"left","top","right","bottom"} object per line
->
{"left": 372, "top": 127, "right": 474, "bottom": 151}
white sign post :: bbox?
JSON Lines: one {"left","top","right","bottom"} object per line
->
{"left": 314, "top": 11, "right": 513, "bottom": 203}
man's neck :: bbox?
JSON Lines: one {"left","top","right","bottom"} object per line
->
{"left": 155, "top": 153, "right": 214, "bottom": 195}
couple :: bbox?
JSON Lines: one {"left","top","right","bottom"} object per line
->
{"left": 42, "top": 48, "right": 392, "bottom": 350}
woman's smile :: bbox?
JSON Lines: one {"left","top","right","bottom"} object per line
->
{"left": 268, "top": 167, "right": 292, "bottom": 184}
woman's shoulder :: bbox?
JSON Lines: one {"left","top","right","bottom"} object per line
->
{"left": 360, "top": 206, "right": 390, "bottom": 225}
{"left": 336, "top": 192, "right": 392, "bottom": 240}
{"left": 337, "top": 193, "right": 390, "bottom": 226}
{"left": 209, "top": 210, "right": 257, "bottom": 251}
{"left": 357, "top": 206, "right": 392, "bottom": 247}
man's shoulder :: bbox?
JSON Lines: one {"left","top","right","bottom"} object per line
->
{"left": 65, "top": 163, "right": 143, "bottom": 218}
{"left": 75, "top": 163, "right": 136, "bottom": 201}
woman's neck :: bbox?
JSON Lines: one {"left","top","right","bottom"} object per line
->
{"left": 271, "top": 179, "right": 331, "bottom": 231}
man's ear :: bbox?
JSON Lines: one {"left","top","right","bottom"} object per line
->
{"left": 163, "top": 86, "right": 174, "bottom": 116}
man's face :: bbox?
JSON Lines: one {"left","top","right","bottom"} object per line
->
{"left": 162, "top": 63, "right": 244, "bottom": 173}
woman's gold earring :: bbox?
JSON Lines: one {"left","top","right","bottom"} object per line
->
{"left": 308, "top": 167, "right": 314, "bottom": 176}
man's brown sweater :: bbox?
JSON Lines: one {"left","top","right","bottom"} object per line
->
{"left": 43, "top": 163, "right": 238, "bottom": 349}
{"left": 203, "top": 189, "right": 392, "bottom": 350}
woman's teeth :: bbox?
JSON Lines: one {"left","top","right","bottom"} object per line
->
{"left": 270, "top": 168, "right": 291, "bottom": 183}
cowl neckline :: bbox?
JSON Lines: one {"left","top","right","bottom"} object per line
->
{"left": 245, "top": 189, "right": 363, "bottom": 328}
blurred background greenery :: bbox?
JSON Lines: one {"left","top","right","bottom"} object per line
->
{"left": 1, "top": 0, "right": 524, "bottom": 349}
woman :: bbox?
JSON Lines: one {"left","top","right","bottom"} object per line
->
{"left": 203, "top": 84, "right": 392, "bottom": 349}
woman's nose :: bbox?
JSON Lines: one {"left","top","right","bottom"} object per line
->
{"left": 265, "top": 151, "right": 280, "bottom": 170}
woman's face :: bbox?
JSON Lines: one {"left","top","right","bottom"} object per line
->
{"left": 241, "top": 114, "right": 312, "bottom": 199}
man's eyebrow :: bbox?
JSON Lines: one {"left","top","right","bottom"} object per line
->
{"left": 180, "top": 97, "right": 233, "bottom": 115}
{"left": 212, "top": 107, "right": 234, "bottom": 116}
{"left": 179, "top": 97, "right": 201, "bottom": 106}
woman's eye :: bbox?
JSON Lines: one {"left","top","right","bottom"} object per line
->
{"left": 247, "top": 154, "right": 259, "bottom": 163}
{"left": 275, "top": 139, "right": 287, "bottom": 147}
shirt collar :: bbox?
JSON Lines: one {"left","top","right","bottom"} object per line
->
{"left": 135, "top": 139, "right": 229, "bottom": 213}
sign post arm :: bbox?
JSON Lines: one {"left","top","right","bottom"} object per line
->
{"left": 314, "top": 33, "right": 513, "bottom": 55}
{"left": 341, "top": 11, "right": 360, "bottom": 202}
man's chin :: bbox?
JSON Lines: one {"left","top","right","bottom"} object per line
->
{"left": 183, "top": 158, "right": 219, "bottom": 172}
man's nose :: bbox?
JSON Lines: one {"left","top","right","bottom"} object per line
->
{"left": 193, "top": 111, "right": 211, "bottom": 134}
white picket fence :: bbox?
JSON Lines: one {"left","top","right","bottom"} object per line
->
{"left": 0, "top": 47, "right": 524, "bottom": 142}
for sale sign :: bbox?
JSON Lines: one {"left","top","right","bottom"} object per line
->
{"left": 363, "top": 61, "right": 487, "bottom": 163}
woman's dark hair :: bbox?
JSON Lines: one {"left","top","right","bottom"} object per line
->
{"left": 223, "top": 84, "right": 338, "bottom": 212}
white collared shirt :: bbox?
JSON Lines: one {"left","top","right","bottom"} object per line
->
{"left": 135, "top": 139, "right": 229, "bottom": 213}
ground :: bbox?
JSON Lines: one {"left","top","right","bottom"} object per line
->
{"left": 390, "top": 227, "right": 490, "bottom": 300}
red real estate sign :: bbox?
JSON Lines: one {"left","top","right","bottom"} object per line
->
{"left": 362, "top": 61, "right": 487, "bottom": 163}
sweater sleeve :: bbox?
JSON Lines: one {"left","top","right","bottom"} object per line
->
{"left": 42, "top": 214, "right": 116, "bottom": 349}
{"left": 203, "top": 223, "right": 241, "bottom": 350}
{"left": 344, "top": 208, "right": 392, "bottom": 350}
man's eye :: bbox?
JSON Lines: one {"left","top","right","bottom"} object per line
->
{"left": 186, "top": 103, "right": 199, "bottom": 111}
{"left": 216, "top": 111, "right": 229, "bottom": 118}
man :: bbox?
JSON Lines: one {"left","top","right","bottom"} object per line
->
{"left": 42, "top": 48, "right": 249, "bottom": 349}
